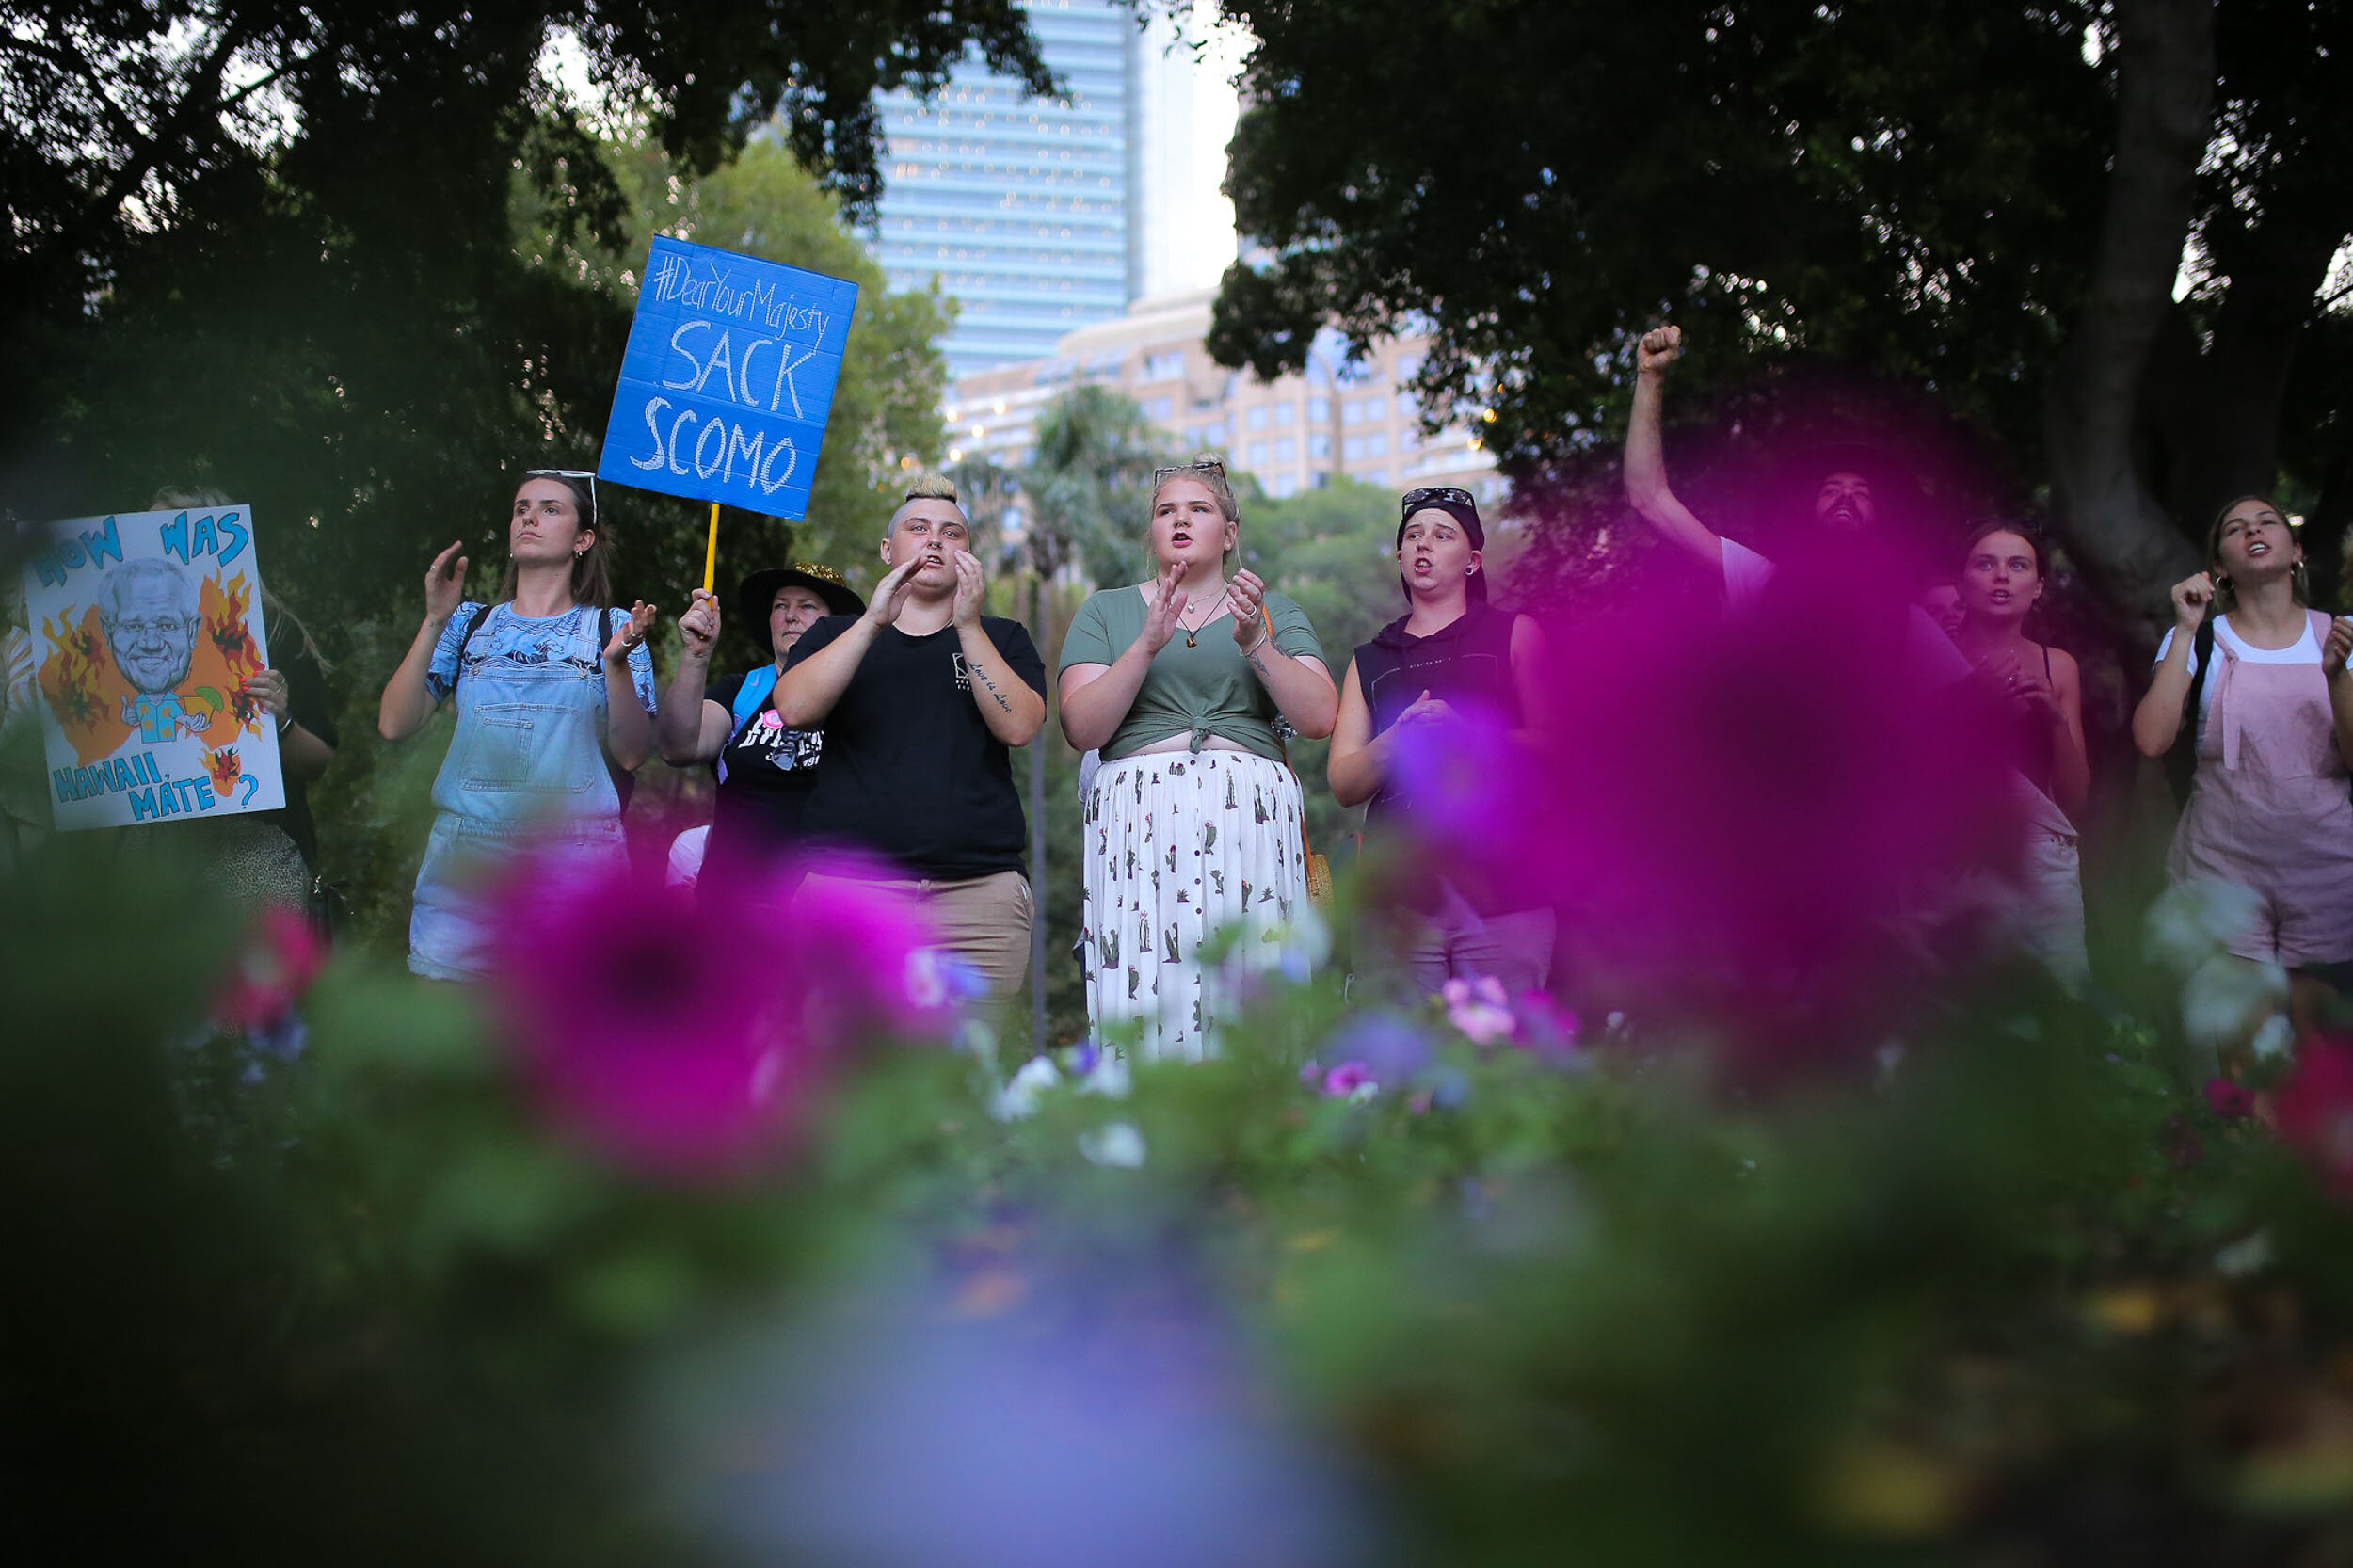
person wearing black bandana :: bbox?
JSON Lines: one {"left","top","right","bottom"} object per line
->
{"left": 1327, "top": 486, "right": 1557, "bottom": 998}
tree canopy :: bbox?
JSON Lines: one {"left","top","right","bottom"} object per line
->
{"left": 1204, "top": 0, "right": 2353, "bottom": 616}
{"left": 1, "top": 0, "right": 1045, "bottom": 635}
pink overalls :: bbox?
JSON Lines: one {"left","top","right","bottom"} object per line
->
{"left": 2168, "top": 610, "right": 2353, "bottom": 967}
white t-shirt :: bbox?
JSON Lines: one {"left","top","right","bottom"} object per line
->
{"left": 1721, "top": 537, "right": 1973, "bottom": 689}
{"left": 2154, "top": 615, "right": 2325, "bottom": 752}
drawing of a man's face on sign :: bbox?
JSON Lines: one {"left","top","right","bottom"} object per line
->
{"left": 24, "top": 505, "right": 287, "bottom": 831}
{"left": 101, "top": 559, "right": 203, "bottom": 695}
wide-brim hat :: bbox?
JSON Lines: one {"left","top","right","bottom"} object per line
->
{"left": 736, "top": 563, "right": 865, "bottom": 631}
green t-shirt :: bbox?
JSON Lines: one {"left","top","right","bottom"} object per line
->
{"left": 1058, "top": 584, "right": 1326, "bottom": 762}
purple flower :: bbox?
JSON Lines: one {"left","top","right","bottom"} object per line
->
{"left": 1321, "top": 1061, "right": 1373, "bottom": 1098}
{"left": 486, "top": 848, "right": 939, "bottom": 1181}
{"left": 659, "top": 1257, "right": 1372, "bottom": 1568}
{"left": 1319, "top": 1011, "right": 1433, "bottom": 1081}
{"left": 1510, "top": 990, "right": 1581, "bottom": 1064}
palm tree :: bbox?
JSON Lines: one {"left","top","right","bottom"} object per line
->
{"left": 1019, "top": 383, "right": 1174, "bottom": 594}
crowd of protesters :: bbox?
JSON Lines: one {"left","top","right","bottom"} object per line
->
{"left": 19, "top": 324, "right": 2331, "bottom": 1073}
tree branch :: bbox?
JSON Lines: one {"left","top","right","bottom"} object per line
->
{"left": 66, "top": 16, "right": 255, "bottom": 257}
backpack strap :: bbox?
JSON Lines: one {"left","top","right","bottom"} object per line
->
{"left": 729, "top": 664, "right": 782, "bottom": 738}
{"left": 2178, "top": 616, "right": 2217, "bottom": 743}
{"left": 450, "top": 602, "right": 495, "bottom": 694}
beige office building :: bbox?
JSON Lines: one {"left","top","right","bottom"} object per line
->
{"left": 941, "top": 289, "right": 1504, "bottom": 503}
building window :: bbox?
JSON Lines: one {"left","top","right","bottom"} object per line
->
{"left": 1203, "top": 423, "right": 1226, "bottom": 445}
{"left": 1142, "top": 351, "right": 1184, "bottom": 381}
{"left": 1341, "top": 400, "right": 1364, "bottom": 426}
{"left": 1364, "top": 468, "right": 1388, "bottom": 485}
{"left": 1273, "top": 403, "right": 1295, "bottom": 426}
{"left": 1401, "top": 425, "right": 1421, "bottom": 450}
{"left": 1146, "top": 396, "right": 1174, "bottom": 420}
{"left": 1366, "top": 433, "right": 1388, "bottom": 456}
{"left": 1309, "top": 433, "right": 1331, "bottom": 458}
{"left": 1248, "top": 441, "right": 1270, "bottom": 465}
{"left": 1308, "top": 397, "right": 1330, "bottom": 422}
{"left": 1274, "top": 436, "right": 1295, "bottom": 461}
{"left": 1245, "top": 407, "right": 1269, "bottom": 431}
{"left": 1343, "top": 436, "right": 1366, "bottom": 460}
{"left": 1273, "top": 473, "right": 1300, "bottom": 498}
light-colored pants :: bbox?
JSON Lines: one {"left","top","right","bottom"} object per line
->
{"left": 2013, "top": 831, "right": 2090, "bottom": 994}
{"left": 799, "top": 867, "right": 1033, "bottom": 998}
{"left": 1384, "top": 888, "right": 1556, "bottom": 1001}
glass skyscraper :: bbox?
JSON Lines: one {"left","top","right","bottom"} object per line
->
{"left": 872, "top": 0, "right": 1134, "bottom": 379}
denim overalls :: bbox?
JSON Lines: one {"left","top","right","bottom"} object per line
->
{"left": 408, "top": 606, "right": 629, "bottom": 980}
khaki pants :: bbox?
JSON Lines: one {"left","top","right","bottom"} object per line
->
{"left": 798, "top": 867, "right": 1033, "bottom": 998}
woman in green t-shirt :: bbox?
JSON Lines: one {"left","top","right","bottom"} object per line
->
{"left": 1059, "top": 456, "right": 1338, "bottom": 1062}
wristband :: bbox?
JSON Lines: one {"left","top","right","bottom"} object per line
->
{"left": 277, "top": 713, "right": 295, "bottom": 736}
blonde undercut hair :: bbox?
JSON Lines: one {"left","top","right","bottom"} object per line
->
{"left": 889, "top": 471, "right": 968, "bottom": 531}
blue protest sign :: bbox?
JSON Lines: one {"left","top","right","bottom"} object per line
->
{"left": 599, "top": 237, "right": 859, "bottom": 521}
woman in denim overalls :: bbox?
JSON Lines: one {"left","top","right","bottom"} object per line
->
{"left": 377, "top": 472, "right": 658, "bottom": 980}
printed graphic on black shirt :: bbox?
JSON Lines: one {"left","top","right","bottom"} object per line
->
{"left": 721, "top": 708, "right": 824, "bottom": 783}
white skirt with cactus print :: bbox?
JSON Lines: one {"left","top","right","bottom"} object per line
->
{"left": 1080, "top": 749, "right": 1308, "bottom": 1063}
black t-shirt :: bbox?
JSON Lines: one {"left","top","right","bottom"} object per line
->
{"left": 785, "top": 615, "right": 1045, "bottom": 880}
{"left": 703, "top": 668, "right": 824, "bottom": 859}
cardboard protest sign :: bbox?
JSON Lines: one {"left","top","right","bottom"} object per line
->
{"left": 24, "top": 504, "right": 285, "bottom": 831}
{"left": 599, "top": 236, "right": 859, "bottom": 521}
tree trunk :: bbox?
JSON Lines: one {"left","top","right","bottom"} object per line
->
{"left": 2044, "top": 0, "right": 2216, "bottom": 622}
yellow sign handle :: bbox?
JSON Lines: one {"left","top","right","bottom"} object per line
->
{"left": 702, "top": 501, "right": 720, "bottom": 594}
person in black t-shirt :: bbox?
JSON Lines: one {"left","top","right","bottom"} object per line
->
{"left": 776, "top": 474, "right": 1047, "bottom": 996}
{"left": 656, "top": 562, "right": 865, "bottom": 888}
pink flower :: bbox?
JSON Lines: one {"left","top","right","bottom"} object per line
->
{"left": 1441, "top": 976, "right": 1516, "bottom": 1047}
{"left": 216, "top": 906, "right": 324, "bottom": 1032}
{"left": 486, "top": 849, "right": 939, "bottom": 1181}
{"left": 1388, "top": 558, "right": 2022, "bottom": 1082}
{"left": 2277, "top": 1034, "right": 2353, "bottom": 1197}
{"left": 1321, "top": 1062, "right": 1373, "bottom": 1097}
{"left": 2203, "top": 1077, "right": 2258, "bottom": 1120}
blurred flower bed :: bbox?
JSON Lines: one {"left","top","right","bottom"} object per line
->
{"left": 10, "top": 827, "right": 2353, "bottom": 1568}
{"left": 11, "top": 574, "right": 2353, "bottom": 1566}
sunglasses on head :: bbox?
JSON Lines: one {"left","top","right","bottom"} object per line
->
{"left": 1401, "top": 486, "right": 1474, "bottom": 511}
{"left": 523, "top": 468, "right": 598, "bottom": 520}
{"left": 1154, "top": 457, "right": 1227, "bottom": 482}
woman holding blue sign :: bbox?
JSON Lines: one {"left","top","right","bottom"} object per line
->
{"left": 377, "top": 470, "right": 658, "bottom": 981}
{"left": 655, "top": 562, "right": 865, "bottom": 886}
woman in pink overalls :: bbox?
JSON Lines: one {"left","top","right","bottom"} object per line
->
{"left": 2133, "top": 496, "right": 2353, "bottom": 1020}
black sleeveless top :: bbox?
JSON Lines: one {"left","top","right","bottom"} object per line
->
{"left": 1354, "top": 601, "right": 1523, "bottom": 825}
